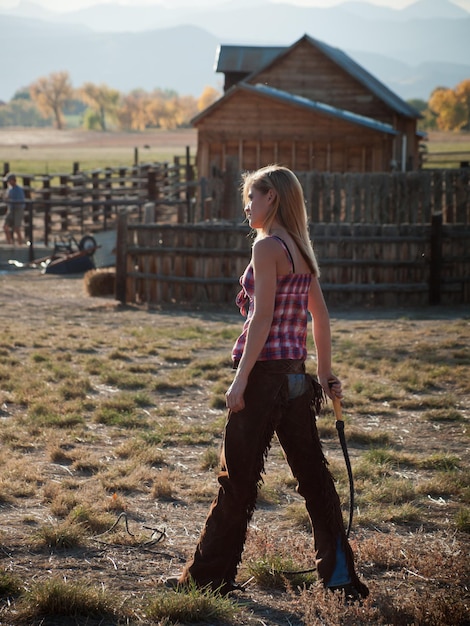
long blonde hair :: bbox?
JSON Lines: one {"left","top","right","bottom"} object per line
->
{"left": 242, "top": 164, "right": 320, "bottom": 276}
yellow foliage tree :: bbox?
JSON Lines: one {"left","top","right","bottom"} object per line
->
{"left": 144, "top": 92, "right": 167, "bottom": 128}
{"left": 115, "top": 91, "right": 148, "bottom": 131}
{"left": 115, "top": 89, "right": 198, "bottom": 130}
{"left": 177, "top": 95, "right": 199, "bottom": 126}
{"left": 429, "top": 82, "right": 468, "bottom": 131}
{"left": 197, "top": 86, "right": 221, "bottom": 112}
{"left": 79, "top": 82, "right": 120, "bottom": 131}
{"left": 29, "top": 71, "right": 73, "bottom": 130}
{"left": 455, "top": 79, "right": 470, "bottom": 130}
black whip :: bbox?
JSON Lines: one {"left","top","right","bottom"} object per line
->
{"left": 332, "top": 395, "right": 354, "bottom": 538}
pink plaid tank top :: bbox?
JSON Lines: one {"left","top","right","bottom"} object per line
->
{"left": 232, "top": 236, "right": 312, "bottom": 362}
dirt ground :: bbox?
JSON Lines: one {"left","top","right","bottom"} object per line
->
{"left": 0, "top": 270, "right": 469, "bottom": 625}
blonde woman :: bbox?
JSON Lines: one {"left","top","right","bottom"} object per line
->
{"left": 175, "top": 165, "right": 368, "bottom": 601}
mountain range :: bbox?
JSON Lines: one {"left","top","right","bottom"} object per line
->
{"left": 0, "top": 0, "right": 469, "bottom": 104}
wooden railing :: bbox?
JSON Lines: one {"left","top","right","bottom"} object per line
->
{"left": 2, "top": 151, "right": 197, "bottom": 248}
{"left": 5, "top": 167, "right": 469, "bottom": 249}
{"left": 115, "top": 212, "right": 470, "bottom": 307}
{"left": 421, "top": 151, "right": 470, "bottom": 169}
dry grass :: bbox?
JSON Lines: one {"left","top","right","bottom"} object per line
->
{"left": 0, "top": 127, "right": 198, "bottom": 177}
{"left": 0, "top": 271, "right": 469, "bottom": 625}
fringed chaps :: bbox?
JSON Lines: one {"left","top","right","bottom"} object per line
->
{"left": 179, "top": 359, "right": 364, "bottom": 594}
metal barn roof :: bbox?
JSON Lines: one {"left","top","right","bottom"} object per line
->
{"left": 244, "top": 83, "right": 399, "bottom": 135}
{"left": 215, "top": 44, "right": 285, "bottom": 73}
{"left": 304, "top": 35, "right": 420, "bottom": 119}
{"left": 192, "top": 81, "right": 399, "bottom": 135}
{"left": 215, "top": 35, "right": 420, "bottom": 119}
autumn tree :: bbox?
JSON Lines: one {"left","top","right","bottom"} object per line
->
{"left": 197, "top": 86, "right": 220, "bottom": 111}
{"left": 115, "top": 88, "right": 198, "bottom": 131}
{"left": 429, "top": 80, "right": 470, "bottom": 131}
{"left": 29, "top": 71, "right": 73, "bottom": 129}
{"left": 455, "top": 79, "right": 470, "bottom": 130}
{"left": 114, "top": 90, "right": 151, "bottom": 131}
{"left": 176, "top": 94, "right": 199, "bottom": 127}
{"left": 145, "top": 88, "right": 197, "bottom": 129}
{"left": 79, "top": 82, "right": 120, "bottom": 131}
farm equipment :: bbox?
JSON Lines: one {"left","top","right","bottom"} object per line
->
{"left": 9, "top": 234, "right": 98, "bottom": 274}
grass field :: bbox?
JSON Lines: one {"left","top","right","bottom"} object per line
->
{"left": 1, "top": 128, "right": 469, "bottom": 176}
{"left": 422, "top": 131, "right": 470, "bottom": 168}
{"left": 0, "top": 128, "right": 198, "bottom": 177}
{"left": 424, "top": 130, "right": 470, "bottom": 152}
{"left": 0, "top": 271, "right": 468, "bottom": 625}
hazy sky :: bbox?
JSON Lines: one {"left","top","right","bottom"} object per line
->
{"left": 1, "top": 0, "right": 470, "bottom": 11}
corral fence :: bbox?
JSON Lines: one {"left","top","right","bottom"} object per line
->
{"left": 2, "top": 150, "right": 196, "bottom": 260}
{"left": 113, "top": 167, "right": 469, "bottom": 307}
{"left": 298, "top": 169, "right": 469, "bottom": 226}
{"left": 6, "top": 164, "right": 470, "bottom": 252}
{"left": 4, "top": 159, "right": 469, "bottom": 306}
{"left": 202, "top": 167, "right": 470, "bottom": 225}
{"left": 115, "top": 211, "right": 470, "bottom": 308}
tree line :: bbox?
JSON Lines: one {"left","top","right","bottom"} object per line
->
{"left": 0, "top": 71, "right": 220, "bottom": 130}
{"left": 1, "top": 71, "right": 469, "bottom": 132}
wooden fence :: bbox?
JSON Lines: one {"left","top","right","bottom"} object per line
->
{"left": 421, "top": 151, "right": 470, "bottom": 170}
{"left": 299, "top": 169, "right": 470, "bottom": 226}
{"left": 5, "top": 166, "right": 469, "bottom": 253}
{"left": 3, "top": 151, "right": 197, "bottom": 249}
{"left": 202, "top": 169, "right": 470, "bottom": 225}
{"left": 4, "top": 163, "right": 469, "bottom": 304}
{"left": 115, "top": 212, "right": 470, "bottom": 308}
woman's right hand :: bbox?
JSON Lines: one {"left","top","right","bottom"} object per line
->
{"left": 318, "top": 373, "right": 343, "bottom": 401}
{"left": 225, "top": 375, "right": 248, "bottom": 413}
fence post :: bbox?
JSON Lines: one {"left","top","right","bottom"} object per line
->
{"left": 185, "top": 145, "right": 195, "bottom": 222}
{"left": 60, "top": 174, "right": 68, "bottom": 231}
{"left": 3, "top": 163, "right": 9, "bottom": 187}
{"left": 27, "top": 202, "right": 34, "bottom": 262}
{"left": 115, "top": 209, "right": 128, "bottom": 304}
{"left": 429, "top": 212, "right": 443, "bottom": 305}
{"left": 105, "top": 169, "right": 112, "bottom": 221}
{"left": 147, "top": 170, "right": 157, "bottom": 202}
{"left": 43, "top": 177, "right": 51, "bottom": 247}
{"left": 92, "top": 171, "right": 100, "bottom": 222}
{"left": 22, "top": 175, "right": 34, "bottom": 260}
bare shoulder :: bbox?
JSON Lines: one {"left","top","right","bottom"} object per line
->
{"left": 252, "top": 238, "right": 283, "bottom": 275}
{"left": 252, "top": 236, "right": 284, "bottom": 258}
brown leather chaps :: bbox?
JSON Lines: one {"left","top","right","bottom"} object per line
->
{"left": 179, "top": 359, "right": 366, "bottom": 595}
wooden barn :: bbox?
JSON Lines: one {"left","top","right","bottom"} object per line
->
{"left": 192, "top": 34, "right": 422, "bottom": 188}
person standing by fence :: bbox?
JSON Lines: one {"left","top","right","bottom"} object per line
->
{"left": 170, "top": 164, "right": 369, "bottom": 601}
{"left": 3, "top": 174, "right": 25, "bottom": 245}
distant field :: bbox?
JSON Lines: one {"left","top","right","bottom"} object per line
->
{"left": 425, "top": 130, "right": 470, "bottom": 151}
{"left": 0, "top": 128, "right": 198, "bottom": 176}
{"left": 421, "top": 131, "right": 470, "bottom": 168}
{"left": 1, "top": 127, "right": 469, "bottom": 176}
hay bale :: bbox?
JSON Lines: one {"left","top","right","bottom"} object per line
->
{"left": 84, "top": 268, "right": 116, "bottom": 297}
